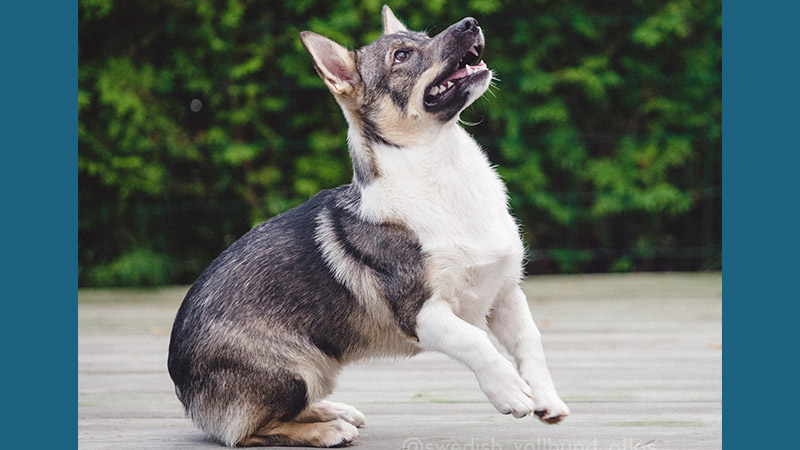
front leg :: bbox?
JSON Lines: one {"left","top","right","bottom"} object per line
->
{"left": 415, "top": 299, "right": 536, "bottom": 418}
{"left": 488, "top": 284, "right": 569, "bottom": 423}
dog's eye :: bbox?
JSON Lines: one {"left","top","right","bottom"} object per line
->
{"left": 393, "top": 50, "right": 411, "bottom": 63}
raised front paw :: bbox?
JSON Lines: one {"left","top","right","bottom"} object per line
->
{"left": 531, "top": 392, "right": 569, "bottom": 424}
{"left": 479, "top": 361, "right": 537, "bottom": 418}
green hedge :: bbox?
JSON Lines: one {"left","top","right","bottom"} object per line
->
{"left": 79, "top": 0, "right": 721, "bottom": 287}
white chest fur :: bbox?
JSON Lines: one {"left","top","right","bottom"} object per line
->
{"left": 359, "top": 124, "right": 524, "bottom": 325}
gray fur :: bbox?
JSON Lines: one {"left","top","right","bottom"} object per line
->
{"left": 349, "top": 141, "right": 382, "bottom": 186}
{"left": 168, "top": 185, "right": 427, "bottom": 446}
{"left": 357, "top": 31, "right": 432, "bottom": 113}
{"left": 355, "top": 20, "right": 487, "bottom": 125}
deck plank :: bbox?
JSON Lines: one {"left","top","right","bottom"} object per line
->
{"left": 78, "top": 273, "right": 721, "bottom": 449}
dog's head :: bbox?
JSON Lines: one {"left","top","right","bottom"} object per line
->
{"left": 300, "top": 6, "right": 492, "bottom": 148}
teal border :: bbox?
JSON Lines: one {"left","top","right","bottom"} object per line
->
{"left": 10, "top": 0, "right": 797, "bottom": 447}
{"left": 3, "top": 2, "right": 76, "bottom": 447}
{"left": 724, "top": 2, "right": 797, "bottom": 449}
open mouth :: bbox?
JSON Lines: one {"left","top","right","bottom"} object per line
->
{"left": 424, "top": 43, "right": 488, "bottom": 109}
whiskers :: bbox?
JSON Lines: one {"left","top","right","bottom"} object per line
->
{"left": 487, "top": 71, "right": 500, "bottom": 99}
{"left": 459, "top": 71, "right": 500, "bottom": 127}
{"left": 459, "top": 117, "right": 485, "bottom": 127}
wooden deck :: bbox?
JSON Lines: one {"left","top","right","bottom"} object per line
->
{"left": 78, "top": 272, "right": 721, "bottom": 450}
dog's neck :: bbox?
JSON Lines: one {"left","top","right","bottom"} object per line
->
{"left": 352, "top": 122, "right": 512, "bottom": 238}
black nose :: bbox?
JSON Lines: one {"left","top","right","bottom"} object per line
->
{"left": 455, "top": 17, "right": 479, "bottom": 34}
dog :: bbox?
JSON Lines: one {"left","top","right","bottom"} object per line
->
{"left": 168, "top": 6, "right": 569, "bottom": 447}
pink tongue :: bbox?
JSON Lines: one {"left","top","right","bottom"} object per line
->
{"left": 443, "top": 67, "right": 469, "bottom": 84}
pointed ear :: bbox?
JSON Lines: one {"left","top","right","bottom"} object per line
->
{"left": 382, "top": 5, "right": 408, "bottom": 35}
{"left": 300, "top": 31, "right": 360, "bottom": 97}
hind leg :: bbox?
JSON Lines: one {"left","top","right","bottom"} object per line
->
{"left": 241, "top": 419, "right": 359, "bottom": 447}
{"left": 295, "top": 400, "right": 366, "bottom": 428}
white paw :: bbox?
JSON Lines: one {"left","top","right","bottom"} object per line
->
{"left": 478, "top": 360, "right": 536, "bottom": 418}
{"left": 531, "top": 391, "right": 570, "bottom": 424}
{"left": 319, "top": 419, "right": 359, "bottom": 448}
{"left": 520, "top": 366, "right": 570, "bottom": 424}
{"left": 326, "top": 401, "right": 366, "bottom": 428}
{"left": 298, "top": 401, "right": 367, "bottom": 428}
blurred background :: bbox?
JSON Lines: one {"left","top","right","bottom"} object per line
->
{"left": 78, "top": 0, "right": 721, "bottom": 288}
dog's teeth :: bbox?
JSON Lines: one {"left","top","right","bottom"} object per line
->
{"left": 469, "top": 46, "right": 479, "bottom": 57}
{"left": 429, "top": 78, "right": 460, "bottom": 97}
{"left": 466, "top": 65, "right": 474, "bottom": 75}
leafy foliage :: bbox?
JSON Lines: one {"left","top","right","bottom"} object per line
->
{"left": 79, "top": 0, "right": 721, "bottom": 286}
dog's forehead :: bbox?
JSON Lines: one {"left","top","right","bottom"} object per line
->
{"left": 360, "top": 30, "right": 431, "bottom": 52}
{"left": 356, "top": 30, "right": 433, "bottom": 79}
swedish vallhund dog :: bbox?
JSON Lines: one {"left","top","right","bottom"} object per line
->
{"left": 168, "top": 6, "right": 569, "bottom": 447}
